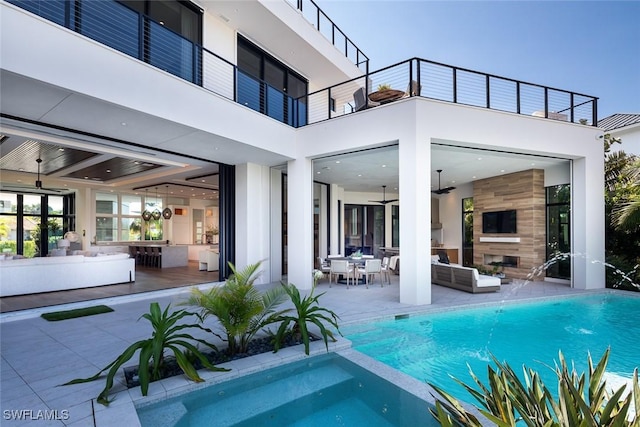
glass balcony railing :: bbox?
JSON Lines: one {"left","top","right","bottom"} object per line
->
{"left": 8, "top": 1, "right": 597, "bottom": 129}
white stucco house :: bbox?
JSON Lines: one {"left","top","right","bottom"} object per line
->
{"left": 599, "top": 113, "right": 640, "bottom": 154}
{"left": 0, "top": 0, "right": 605, "bottom": 305}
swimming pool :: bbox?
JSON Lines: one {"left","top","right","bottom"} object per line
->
{"left": 136, "top": 352, "right": 438, "bottom": 427}
{"left": 343, "top": 293, "right": 640, "bottom": 401}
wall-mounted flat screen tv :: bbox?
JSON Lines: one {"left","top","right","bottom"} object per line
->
{"left": 482, "top": 210, "right": 517, "bottom": 234}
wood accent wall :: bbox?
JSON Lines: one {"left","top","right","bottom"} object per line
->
{"left": 473, "top": 169, "right": 546, "bottom": 281}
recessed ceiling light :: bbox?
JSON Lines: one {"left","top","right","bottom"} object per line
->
{"left": 381, "top": 165, "right": 386, "bottom": 168}
{"left": 451, "top": 181, "right": 456, "bottom": 183}
{"left": 357, "top": 174, "right": 362, "bottom": 177}
{"left": 335, "top": 160, "right": 341, "bottom": 164}
{"left": 121, "top": 122, "right": 127, "bottom": 126}
{"left": 106, "top": 169, "right": 111, "bottom": 173}
{"left": 531, "top": 163, "right": 536, "bottom": 166}
{"left": 500, "top": 169, "right": 505, "bottom": 173}
{"left": 18, "top": 168, "right": 24, "bottom": 171}
{"left": 84, "top": 176, "right": 89, "bottom": 179}
{"left": 472, "top": 176, "right": 476, "bottom": 179}
{"left": 316, "top": 171, "right": 321, "bottom": 174}
{"left": 17, "top": 179, "right": 22, "bottom": 183}
{"left": 134, "top": 161, "right": 140, "bottom": 164}
{"left": 201, "top": 179, "right": 206, "bottom": 182}
{"left": 58, "top": 148, "right": 65, "bottom": 151}
{"left": 478, "top": 157, "right": 482, "bottom": 160}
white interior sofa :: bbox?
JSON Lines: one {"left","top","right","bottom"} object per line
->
{"left": 431, "top": 259, "right": 500, "bottom": 293}
{"left": 0, "top": 252, "right": 135, "bottom": 297}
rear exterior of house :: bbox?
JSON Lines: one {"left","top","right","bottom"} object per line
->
{"left": 0, "top": 0, "right": 605, "bottom": 305}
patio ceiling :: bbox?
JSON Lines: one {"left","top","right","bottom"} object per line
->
{"left": 312, "top": 143, "right": 570, "bottom": 194}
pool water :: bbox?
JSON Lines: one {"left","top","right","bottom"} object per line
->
{"left": 343, "top": 293, "right": 640, "bottom": 401}
{"left": 136, "top": 353, "right": 437, "bottom": 427}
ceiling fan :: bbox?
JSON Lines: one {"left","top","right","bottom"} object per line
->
{"left": 369, "top": 185, "right": 399, "bottom": 205}
{"left": 432, "top": 169, "right": 456, "bottom": 195}
{"left": 1, "top": 158, "right": 63, "bottom": 194}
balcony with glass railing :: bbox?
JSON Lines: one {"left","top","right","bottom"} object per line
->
{"left": 6, "top": 0, "right": 597, "bottom": 129}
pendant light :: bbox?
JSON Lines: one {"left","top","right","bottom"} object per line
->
{"left": 141, "top": 189, "right": 152, "bottom": 221}
{"left": 151, "top": 187, "right": 161, "bottom": 220}
{"left": 162, "top": 185, "right": 172, "bottom": 219}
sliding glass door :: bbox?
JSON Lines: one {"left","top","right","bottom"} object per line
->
{"left": 344, "top": 204, "right": 384, "bottom": 256}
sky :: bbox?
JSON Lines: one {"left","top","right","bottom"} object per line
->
{"left": 319, "top": 0, "right": 640, "bottom": 120}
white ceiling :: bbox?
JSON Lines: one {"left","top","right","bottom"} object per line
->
{"left": 312, "top": 143, "right": 569, "bottom": 194}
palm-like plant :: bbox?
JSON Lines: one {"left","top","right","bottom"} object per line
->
{"left": 273, "top": 280, "right": 341, "bottom": 355}
{"left": 184, "top": 261, "right": 288, "bottom": 356}
{"left": 63, "top": 303, "right": 227, "bottom": 405}
{"left": 612, "top": 159, "right": 640, "bottom": 231}
{"left": 429, "top": 348, "right": 640, "bottom": 426}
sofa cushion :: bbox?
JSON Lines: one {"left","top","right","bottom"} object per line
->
{"left": 476, "top": 274, "right": 501, "bottom": 287}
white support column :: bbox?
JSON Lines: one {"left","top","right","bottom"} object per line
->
{"left": 571, "top": 157, "right": 605, "bottom": 289}
{"left": 330, "top": 184, "right": 344, "bottom": 256}
{"left": 235, "top": 163, "right": 271, "bottom": 283}
{"left": 270, "top": 168, "right": 283, "bottom": 282}
{"left": 317, "top": 183, "right": 328, "bottom": 259}
{"left": 287, "top": 157, "right": 314, "bottom": 289}
{"left": 398, "top": 135, "right": 431, "bottom": 305}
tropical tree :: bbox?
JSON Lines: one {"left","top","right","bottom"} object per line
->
{"left": 603, "top": 137, "right": 640, "bottom": 290}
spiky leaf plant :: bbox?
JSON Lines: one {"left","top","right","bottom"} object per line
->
{"left": 273, "top": 282, "right": 341, "bottom": 355}
{"left": 429, "top": 348, "right": 639, "bottom": 426}
{"left": 184, "top": 261, "right": 289, "bottom": 356}
{"left": 63, "top": 302, "right": 227, "bottom": 406}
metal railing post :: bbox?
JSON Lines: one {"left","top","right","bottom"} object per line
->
{"left": 486, "top": 75, "right": 490, "bottom": 108}
{"left": 453, "top": 68, "right": 457, "bottom": 103}
{"left": 570, "top": 93, "right": 575, "bottom": 123}
{"left": 516, "top": 82, "right": 521, "bottom": 114}
{"left": 544, "top": 87, "right": 549, "bottom": 118}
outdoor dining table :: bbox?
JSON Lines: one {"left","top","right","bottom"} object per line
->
{"left": 329, "top": 256, "right": 378, "bottom": 284}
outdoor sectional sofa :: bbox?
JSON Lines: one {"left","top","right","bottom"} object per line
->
{"left": 431, "top": 262, "right": 501, "bottom": 293}
{"left": 0, "top": 252, "right": 135, "bottom": 297}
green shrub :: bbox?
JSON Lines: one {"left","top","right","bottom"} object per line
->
{"left": 63, "top": 303, "right": 227, "bottom": 405}
{"left": 429, "top": 348, "right": 639, "bottom": 426}
{"left": 605, "top": 254, "right": 640, "bottom": 291}
{"left": 273, "top": 279, "right": 341, "bottom": 355}
{"left": 183, "top": 261, "right": 289, "bottom": 356}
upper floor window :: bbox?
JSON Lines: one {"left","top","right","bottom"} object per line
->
{"left": 119, "top": 0, "right": 202, "bottom": 44}
{"left": 237, "top": 35, "right": 308, "bottom": 126}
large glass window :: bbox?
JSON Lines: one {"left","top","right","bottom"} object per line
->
{"left": 344, "top": 204, "right": 385, "bottom": 256}
{"left": 237, "top": 35, "right": 308, "bottom": 126}
{"left": 95, "top": 192, "right": 162, "bottom": 242}
{"left": 391, "top": 205, "right": 399, "bottom": 247}
{"left": 0, "top": 192, "right": 74, "bottom": 257}
{"left": 546, "top": 184, "right": 571, "bottom": 279}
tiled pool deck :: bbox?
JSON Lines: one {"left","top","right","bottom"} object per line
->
{"left": 0, "top": 278, "right": 605, "bottom": 426}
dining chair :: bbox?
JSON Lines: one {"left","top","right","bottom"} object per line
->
{"left": 329, "top": 260, "right": 354, "bottom": 289}
{"left": 356, "top": 259, "right": 382, "bottom": 288}
{"left": 317, "top": 257, "right": 331, "bottom": 282}
{"left": 381, "top": 256, "right": 391, "bottom": 285}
